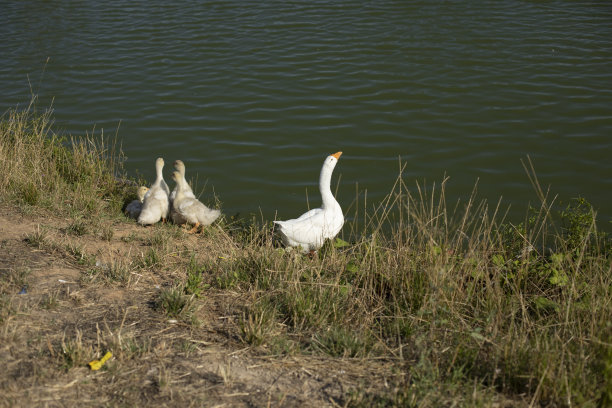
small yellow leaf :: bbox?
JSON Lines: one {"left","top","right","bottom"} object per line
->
{"left": 88, "top": 351, "right": 112, "bottom": 371}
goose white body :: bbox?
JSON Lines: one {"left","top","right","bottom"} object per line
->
{"left": 274, "top": 152, "right": 344, "bottom": 252}
{"left": 138, "top": 158, "right": 170, "bottom": 225}
{"left": 169, "top": 159, "right": 196, "bottom": 203}
{"left": 171, "top": 171, "right": 220, "bottom": 228}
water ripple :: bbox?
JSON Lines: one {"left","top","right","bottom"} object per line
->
{"left": 1, "top": 0, "right": 611, "bottom": 222}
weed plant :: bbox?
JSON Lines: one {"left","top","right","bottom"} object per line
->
{"left": 208, "top": 163, "right": 611, "bottom": 405}
{"left": 157, "top": 285, "right": 198, "bottom": 324}
{"left": 0, "top": 98, "right": 132, "bottom": 217}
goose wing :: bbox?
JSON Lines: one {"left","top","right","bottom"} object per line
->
{"left": 275, "top": 209, "right": 333, "bottom": 248}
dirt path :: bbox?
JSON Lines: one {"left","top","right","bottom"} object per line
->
{"left": 0, "top": 205, "right": 397, "bottom": 407}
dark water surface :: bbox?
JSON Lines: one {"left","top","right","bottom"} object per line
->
{"left": 2, "top": 1, "right": 611, "bottom": 226}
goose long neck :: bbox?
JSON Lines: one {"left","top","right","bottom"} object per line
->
{"left": 155, "top": 161, "right": 164, "bottom": 182}
{"left": 173, "top": 177, "right": 185, "bottom": 204}
{"left": 177, "top": 163, "right": 186, "bottom": 179}
{"left": 180, "top": 168, "right": 188, "bottom": 185}
{"left": 319, "top": 160, "right": 337, "bottom": 209}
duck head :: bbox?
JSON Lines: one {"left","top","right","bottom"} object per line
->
{"left": 174, "top": 160, "right": 186, "bottom": 176}
{"left": 137, "top": 186, "right": 149, "bottom": 202}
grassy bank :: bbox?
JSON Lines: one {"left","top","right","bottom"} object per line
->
{"left": 0, "top": 100, "right": 134, "bottom": 217}
{"left": 1, "top": 103, "right": 611, "bottom": 406}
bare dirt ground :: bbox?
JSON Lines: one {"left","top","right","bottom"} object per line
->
{"left": 0, "top": 205, "right": 401, "bottom": 407}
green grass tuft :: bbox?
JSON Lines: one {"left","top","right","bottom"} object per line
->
{"left": 157, "top": 286, "right": 197, "bottom": 323}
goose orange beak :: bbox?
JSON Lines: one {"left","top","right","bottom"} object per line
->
{"left": 331, "top": 151, "right": 342, "bottom": 159}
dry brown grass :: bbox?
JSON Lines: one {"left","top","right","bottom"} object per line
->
{"left": 0, "top": 102, "right": 610, "bottom": 407}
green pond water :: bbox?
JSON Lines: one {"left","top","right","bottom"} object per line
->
{"left": 2, "top": 1, "right": 611, "bottom": 229}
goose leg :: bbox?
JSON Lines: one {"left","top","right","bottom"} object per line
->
{"left": 187, "top": 222, "right": 201, "bottom": 234}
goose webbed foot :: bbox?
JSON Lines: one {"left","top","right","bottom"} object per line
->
{"left": 187, "top": 222, "right": 201, "bottom": 234}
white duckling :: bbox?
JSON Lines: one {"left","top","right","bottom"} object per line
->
{"left": 138, "top": 157, "right": 170, "bottom": 225}
{"left": 274, "top": 151, "right": 344, "bottom": 252}
{"left": 169, "top": 159, "right": 196, "bottom": 203}
{"left": 170, "top": 170, "right": 221, "bottom": 233}
{"left": 125, "top": 186, "right": 149, "bottom": 219}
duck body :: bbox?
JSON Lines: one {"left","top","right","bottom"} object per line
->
{"left": 171, "top": 171, "right": 220, "bottom": 231}
{"left": 169, "top": 160, "right": 197, "bottom": 224}
{"left": 125, "top": 186, "right": 149, "bottom": 219}
{"left": 169, "top": 160, "right": 196, "bottom": 203}
{"left": 138, "top": 158, "right": 170, "bottom": 225}
{"left": 274, "top": 152, "right": 344, "bottom": 252}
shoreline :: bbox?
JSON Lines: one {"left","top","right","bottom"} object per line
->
{"left": 1, "top": 105, "right": 610, "bottom": 406}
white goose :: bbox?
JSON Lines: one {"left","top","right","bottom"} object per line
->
{"left": 125, "top": 186, "right": 149, "bottom": 219}
{"left": 170, "top": 170, "right": 221, "bottom": 233}
{"left": 138, "top": 157, "right": 170, "bottom": 225}
{"left": 274, "top": 151, "right": 344, "bottom": 252}
{"left": 169, "top": 159, "right": 196, "bottom": 203}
